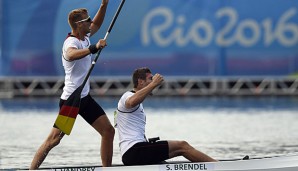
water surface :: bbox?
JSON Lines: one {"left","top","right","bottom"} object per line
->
{"left": 0, "top": 97, "right": 298, "bottom": 169}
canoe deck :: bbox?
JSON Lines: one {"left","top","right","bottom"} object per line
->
{"left": 10, "top": 154, "right": 298, "bottom": 171}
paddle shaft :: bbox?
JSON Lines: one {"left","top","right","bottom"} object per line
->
{"left": 80, "top": 0, "right": 126, "bottom": 90}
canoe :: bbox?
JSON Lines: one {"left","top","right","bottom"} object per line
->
{"left": 32, "top": 154, "right": 298, "bottom": 171}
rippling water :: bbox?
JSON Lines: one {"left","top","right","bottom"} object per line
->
{"left": 0, "top": 97, "right": 298, "bottom": 169}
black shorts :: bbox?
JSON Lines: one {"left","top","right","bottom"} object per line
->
{"left": 58, "top": 94, "right": 105, "bottom": 125}
{"left": 122, "top": 141, "right": 169, "bottom": 166}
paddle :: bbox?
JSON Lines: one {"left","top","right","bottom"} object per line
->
{"left": 54, "top": 0, "right": 126, "bottom": 135}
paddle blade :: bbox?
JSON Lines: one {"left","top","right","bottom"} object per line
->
{"left": 54, "top": 88, "right": 82, "bottom": 135}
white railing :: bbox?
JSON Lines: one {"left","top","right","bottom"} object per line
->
{"left": 1, "top": 76, "right": 298, "bottom": 98}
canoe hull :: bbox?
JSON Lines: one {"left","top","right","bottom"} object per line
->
{"left": 34, "top": 155, "right": 298, "bottom": 171}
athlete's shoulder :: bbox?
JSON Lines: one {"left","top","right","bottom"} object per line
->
{"left": 123, "top": 91, "right": 134, "bottom": 97}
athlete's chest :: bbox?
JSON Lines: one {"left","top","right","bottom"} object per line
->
{"left": 79, "top": 38, "right": 90, "bottom": 48}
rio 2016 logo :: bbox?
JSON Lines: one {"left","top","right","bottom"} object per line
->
{"left": 142, "top": 7, "right": 298, "bottom": 48}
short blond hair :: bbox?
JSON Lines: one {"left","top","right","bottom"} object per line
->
{"left": 68, "top": 8, "right": 88, "bottom": 30}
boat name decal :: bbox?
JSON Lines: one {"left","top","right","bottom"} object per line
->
{"left": 164, "top": 163, "right": 213, "bottom": 170}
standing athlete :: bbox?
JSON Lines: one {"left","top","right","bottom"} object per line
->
{"left": 30, "top": 0, "right": 114, "bottom": 169}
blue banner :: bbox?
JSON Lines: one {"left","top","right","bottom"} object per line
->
{"left": 1, "top": 0, "right": 298, "bottom": 76}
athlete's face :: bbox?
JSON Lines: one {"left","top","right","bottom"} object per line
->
{"left": 142, "top": 73, "right": 153, "bottom": 88}
{"left": 145, "top": 73, "right": 153, "bottom": 83}
{"left": 76, "top": 14, "right": 92, "bottom": 34}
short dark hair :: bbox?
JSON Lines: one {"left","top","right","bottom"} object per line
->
{"left": 132, "top": 67, "right": 152, "bottom": 88}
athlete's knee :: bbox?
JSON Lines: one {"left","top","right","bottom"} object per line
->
{"left": 47, "top": 133, "right": 62, "bottom": 148}
{"left": 53, "top": 137, "right": 62, "bottom": 147}
{"left": 171, "top": 141, "right": 190, "bottom": 155}
{"left": 102, "top": 124, "right": 115, "bottom": 138}
{"left": 179, "top": 140, "right": 193, "bottom": 152}
{"left": 108, "top": 125, "right": 115, "bottom": 138}
{"left": 179, "top": 140, "right": 190, "bottom": 147}
{"left": 51, "top": 137, "right": 62, "bottom": 148}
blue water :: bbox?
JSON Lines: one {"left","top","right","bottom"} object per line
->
{"left": 1, "top": 96, "right": 298, "bottom": 112}
{"left": 1, "top": 97, "right": 298, "bottom": 169}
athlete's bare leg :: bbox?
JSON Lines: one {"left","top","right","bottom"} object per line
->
{"left": 92, "top": 115, "right": 115, "bottom": 167}
{"left": 168, "top": 140, "right": 217, "bottom": 162}
{"left": 30, "top": 128, "right": 64, "bottom": 170}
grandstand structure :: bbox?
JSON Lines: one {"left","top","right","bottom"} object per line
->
{"left": 1, "top": 76, "right": 298, "bottom": 98}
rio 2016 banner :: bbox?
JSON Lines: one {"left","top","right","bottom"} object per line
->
{"left": 1, "top": 0, "right": 298, "bottom": 76}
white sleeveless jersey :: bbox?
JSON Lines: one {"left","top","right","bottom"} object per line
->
{"left": 61, "top": 34, "right": 91, "bottom": 100}
{"left": 116, "top": 91, "right": 147, "bottom": 156}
